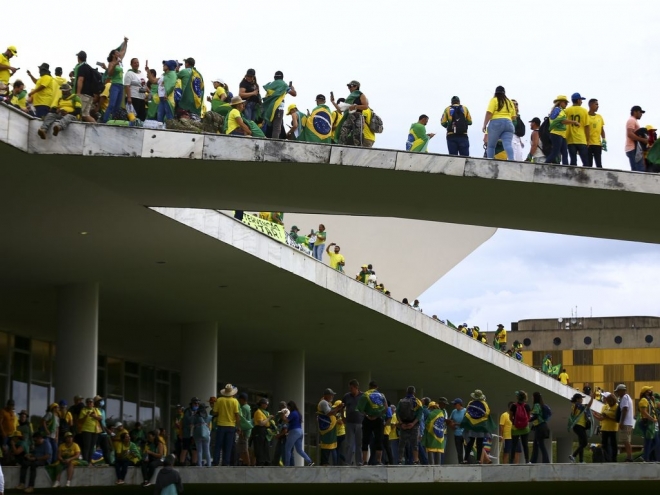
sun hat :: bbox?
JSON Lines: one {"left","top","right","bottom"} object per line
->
{"left": 229, "top": 96, "right": 245, "bottom": 106}
{"left": 470, "top": 389, "right": 486, "bottom": 401}
{"left": 49, "top": 402, "right": 59, "bottom": 410}
{"left": 554, "top": 95, "right": 569, "bottom": 103}
{"left": 211, "top": 77, "right": 225, "bottom": 84}
{"left": 221, "top": 383, "right": 238, "bottom": 397}
{"left": 60, "top": 83, "right": 72, "bottom": 92}
{"left": 641, "top": 386, "right": 654, "bottom": 395}
{"left": 287, "top": 103, "right": 297, "bottom": 114}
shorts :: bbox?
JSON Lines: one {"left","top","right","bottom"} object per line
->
{"left": 618, "top": 425, "right": 632, "bottom": 443}
{"left": 80, "top": 94, "right": 93, "bottom": 118}
{"left": 503, "top": 439, "right": 522, "bottom": 453}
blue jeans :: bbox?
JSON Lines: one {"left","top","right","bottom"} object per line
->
{"left": 103, "top": 83, "right": 124, "bottom": 123}
{"left": 486, "top": 119, "right": 514, "bottom": 159}
{"left": 568, "top": 143, "right": 588, "bottom": 166}
{"left": 313, "top": 244, "right": 325, "bottom": 261}
{"left": 35, "top": 105, "right": 50, "bottom": 118}
{"left": 447, "top": 135, "right": 470, "bottom": 156}
{"left": 47, "top": 437, "right": 58, "bottom": 463}
{"left": 626, "top": 149, "right": 645, "bottom": 171}
{"left": 244, "top": 101, "right": 256, "bottom": 121}
{"left": 157, "top": 100, "right": 173, "bottom": 123}
{"left": 213, "top": 426, "right": 235, "bottom": 466}
{"left": 546, "top": 134, "right": 568, "bottom": 165}
{"left": 284, "top": 427, "right": 312, "bottom": 465}
{"left": 195, "top": 436, "right": 211, "bottom": 466}
{"left": 389, "top": 439, "right": 399, "bottom": 464}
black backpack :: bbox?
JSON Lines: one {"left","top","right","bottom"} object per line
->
{"left": 90, "top": 68, "right": 104, "bottom": 95}
{"left": 450, "top": 105, "right": 469, "bottom": 135}
{"left": 397, "top": 397, "right": 416, "bottom": 423}
{"left": 515, "top": 117, "right": 526, "bottom": 137}
{"left": 538, "top": 117, "right": 552, "bottom": 156}
{"left": 614, "top": 402, "right": 622, "bottom": 423}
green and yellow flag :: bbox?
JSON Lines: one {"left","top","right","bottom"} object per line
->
{"left": 300, "top": 105, "right": 333, "bottom": 143}
{"left": 334, "top": 90, "right": 362, "bottom": 142}
{"left": 446, "top": 320, "right": 458, "bottom": 330}
{"left": 549, "top": 363, "right": 562, "bottom": 376}
{"left": 262, "top": 80, "right": 289, "bottom": 124}
{"left": 461, "top": 399, "right": 497, "bottom": 433}
{"left": 406, "top": 123, "right": 430, "bottom": 152}
{"left": 178, "top": 67, "right": 205, "bottom": 115}
{"left": 423, "top": 408, "right": 446, "bottom": 452}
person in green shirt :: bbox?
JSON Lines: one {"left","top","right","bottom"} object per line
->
{"left": 406, "top": 114, "right": 435, "bottom": 152}
{"left": 102, "top": 37, "right": 128, "bottom": 123}
{"left": 237, "top": 393, "right": 252, "bottom": 466}
{"left": 356, "top": 380, "right": 388, "bottom": 465}
{"left": 176, "top": 57, "right": 204, "bottom": 117}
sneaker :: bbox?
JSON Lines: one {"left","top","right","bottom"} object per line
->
{"left": 37, "top": 128, "right": 47, "bottom": 140}
{"left": 307, "top": 462, "right": 315, "bottom": 467}
{"left": 66, "top": 480, "right": 71, "bottom": 487}
{"left": 144, "top": 482, "right": 153, "bottom": 487}
{"left": 568, "top": 455, "right": 575, "bottom": 463}
{"left": 53, "top": 125, "right": 61, "bottom": 137}
{"left": 52, "top": 481, "right": 60, "bottom": 488}
{"left": 16, "top": 484, "right": 25, "bottom": 490}
{"left": 25, "top": 488, "right": 35, "bottom": 494}
{"left": 398, "top": 462, "right": 404, "bottom": 466}
{"left": 117, "top": 480, "right": 125, "bottom": 485}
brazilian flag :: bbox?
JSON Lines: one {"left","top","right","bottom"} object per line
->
{"left": 177, "top": 67, "right": 205, "bottom": 116}
{"left": 461, "top": 399, "right": 497, "bottom": 433}
{"left": 406, "top": 123, "right": 430, "bottom": 152}
{"left": 423, "top": 409, "right": 446, "bottom": 452}
{"left": 262, "top": 79, "right": 289, "bottom": 124}
{"left": 549, "top": 363, "right": 562, "bottom": 376}
{"left": 301, "top": 105, "right": 333, "bottom": 143}
{"left": 317, "top": 411, "right": 337, "bottom": 449}
{"left": 542, "top": 355, "right": 552, "bottom": 374}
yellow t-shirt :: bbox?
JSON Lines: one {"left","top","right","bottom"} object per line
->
{"left": 487, "top": 97, "right": 516, "bottom": 121}
{"left": 115, "top": 441, "right": 140, "bottom": 464}
{"left": 0, "top": 53, "right": 10, "bottom": 84}
{"left": 363, "top": 108, "right": 376, "bottom": 141}
{"left": 213, "top": 87, "right": 226, "bottom": 102}
{"left": 499, "top": 411, "right": 512, "bottom": 440}
{"left": 159, "top": 435, "right": 168, "bottom": 456}
{"left": 253, "top": 408, "right": 268, "bottom": 426}
{"left": 328, "top": 252, "right": 345, "bottom": 270}
{"left": 51, "top": 76, "right": 67, "bottom": 107}
{"left": 559, "top": 372, "right": 569, "bottom": 385}
{"left": 33, "top": 74, "right": 54, "bottom": 107}
{"left": 564, "top": 105, "right": 589, "bottom": 145}
{"left": 225, "top": 108, "right": 242, "bottom": 134}
{"left": 79, "top": 407, "right": 101, "bottom": 433}
{"left": 336, "top": 414, "right": 346, "bottom": 437}
{"left": 600, "top": 404, "right": 619, "bottom": 432}
{"left": 58, "top": 441, "right": 81, "bottom": 460}
{"left": 58, "top": 95, "right": 82, "bottom": 116}
{"left": 587, "top": 114, "right": 605, "bottom": 146}
{"left": 112, "top": 428, "right": 129, "bottom": 451}
{"left": 497, "top": 329, "right": 507, "bottom": 343}
{"left": 213, "top": 397, "right": 239, "bottom": 427}
{"left": 389, "top": 413, "right": 398, "bottom": 440}
{"left": 573, "top": 405, "right": 587, "bottom": 427}
{"left": 11, "top": 90, "right": 27, "bottom": 109}
{"left": 100, "top": 82, "right": 111, "bottom": 112}
{"left": 638, "top": 397, "right": 651, "bottom": 419}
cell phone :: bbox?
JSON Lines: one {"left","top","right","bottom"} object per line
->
{"left": 330, "top": 91, "right": 334, "bottom": 99}
{"left": 96, "top": 62, "right": 104, "bottom": 67}
{"left": 289, "top": 81, "right": 292, "bottom": 87}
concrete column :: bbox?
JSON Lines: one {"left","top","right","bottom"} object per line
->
{"left": 181, "top": 323, "right": 218, "bottom": 403}
{"left": 274, "top": 351, "right": 305, "bottom": 467}
{"left": 490, "top": 433, "right": 500, "bottom": 464}
{"left": 556, "top": 436, "right": 573, "bottom": 463}
{"left": 444, "top": 429, "right": 458, "bottom": 464}
{"left": 342, "top": 371, "right": 371, "bottom": 393}
{"left": 56, "top": 283, "right": 99, "bottom": 402}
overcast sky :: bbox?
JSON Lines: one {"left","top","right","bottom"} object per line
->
{"left": 5, "top": 1, "right": 659, "bottom": 327}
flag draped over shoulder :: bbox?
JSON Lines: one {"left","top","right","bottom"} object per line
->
{"left": 461, "top": 400, "right": 497, "bottom": 433}
{"left": 300, "top": 105, "right": 333, "bottom": 142}
{"left": 262, "top": 80, "right": 289, "bottom": 124}
{"left": 177, "top": 67, "right": 205, "bottom": 115}
{"left": 406, "top": 123, "right": 430, "bottom": 152}
{"left": 549, "top": 363, "right": 562, "bottom": 376}
{"left": 423, "top": 409, "right": 446, "bottom": 452}
{"left": 333, "top": 90, "right": 362, "bottom": 142}
{"left": 317, "top": 410, "right": 337, "bottom": 449}
{"left": 647, "top": 140, "right": 660, "bottom": 165}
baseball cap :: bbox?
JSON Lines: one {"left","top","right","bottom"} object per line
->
{"left": 347, "top": 80, "right": 360, "bottom": 87}
{"left": 316, "top": 94, "right": 326, "bottom": 100}
{"left": 323, "top": 388, "right": 336, "bottom": 395}
{"left": 571, "top": 92, "right": 586, "bottom": 101}
{"left": 75, "top": 51, "right": 87, "bottom": 61}
{"left": 646, "top": 124, "right": 657, "bottom": 131}
{"left": 246, "top": 68, "right": 256, "bottom": 77}
{"left": 451, "top": 398, "right": 463, "bottom": 405}
{"left": 238, "top": 392, "right": 248, "bottom": 400}
{"left": 7, "top": 46, "right": 17, "bottom": 56}
{"left": 184, "top": 57, "right": 195, "bottom": 66}
{"left": 529, "top": 117, "right": 541, "bottom": 125}
{"left": 211, "top": 77, "right": 225, "bottom": 84}
{"left": 291, "top": 225, "right": 299, "bottom": 231}
{"left": 614, "top": 384, "right": 627, "bottom": 391}
{"left": 274, "top": 70, "right": 284, "bottom": 79}
{"left": 631, "top": 105, "right": 646, "bottom": 114}
{"left": 495, "top": 85, "right": 505, "bottom": 94}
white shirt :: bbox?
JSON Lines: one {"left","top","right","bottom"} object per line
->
{"left": 157, "top": 77, "right": 166, "bottom": 98}
{"left": 619, "top": 394, "right": 635, "bottom": 426}
{"left": 123, "top": 70, "right": 144, "bottom": 100}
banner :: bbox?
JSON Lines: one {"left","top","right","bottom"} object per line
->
{"left": 241, "top": 214, "right": 286, "bottom": 243}
{"left": 284, "top": 232, "right": 313, "bottom": 256}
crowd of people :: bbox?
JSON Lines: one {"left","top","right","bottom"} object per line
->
{"left": 2, "top": 43, "right": 659, "bottom": 171}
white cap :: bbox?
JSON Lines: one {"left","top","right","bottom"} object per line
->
{"left": 212, "top": 77, "right": 225, "bottom": 84}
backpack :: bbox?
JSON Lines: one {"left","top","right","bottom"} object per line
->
{"left": 89, "top": 67, "right": 104, "bottom": 95}
{"left": 538, "top": 117, "right": 552, "bottom": 156}
{"left": 513, "top": 403, "right": 529, "bottom": 429}
{"left": 450, "top": 105, "right": 469, "bottom": 135}
{"left": 398, "top": 397, "right": 416, "bottom": 423}
{"left": 541, "top": 404, "right": 552, "bottom": 421}
{"left": 514, "top": 117, "right": 526, "bottom": 137}
{"left": 368, "top": 110, "right": 384, "bottom": 134}
{"left": 614, "top": 402, "right": 622, "bottom": 423}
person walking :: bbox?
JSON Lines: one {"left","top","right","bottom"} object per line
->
{"left": 592, "top": 393, "right": 618, "bottom": 462}
{"left": 529, "top": 392, "right": 550, "bottom": 463}
{"left": 282, "top": 401, "right": 313, "bottom": 466}
{"left": 567, "top": 392, "right": 594, "bottom": 463}
{"left": 482, "top": 86, "right": 516, "bottom": 160}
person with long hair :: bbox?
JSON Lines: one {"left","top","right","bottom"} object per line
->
{"left": 545, "top": 95, "right": 581, "bottom": 165}
{"left": 636, "top": 386, "right": 656, "bottom": 462}
{"left": 282, "top": 401, "right": 314, "bottom": 466}
{"left": 567, "top": 392, "right": 594, "bottom": 463}
{"left": 101, "top": 38, "right": 128, "bottom": 122}
{"left": 529, "top": 392, "right": 550, "bottom": 463}
{"left": 592, "top": 393, "right": 618, "bottom": 462}
{"left": 482, "top": 86, "right": 517, "bottom": 160}
{"left": 509, "top": 391, "right": 531, "bottom": 464}
{"left": 141, "top": 430, "right": 164, "bottom": 486}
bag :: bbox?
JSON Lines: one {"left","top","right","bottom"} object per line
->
{"left": 450, "top": 105, "right": 469, "bottom": 135}
{"left": 398, "top": 397, "right": 416, "bottom": 423}
{"left": 368, "top": 110, "right": 384, "bottom": 134}
{"left": 614, "top": 403, "right": 622, "bottom": 423}
{"left": 538, "top": 117, "right": 552, "bottom": 156}
{"left": 126, "top": 103, "right": 136, "bottom": 122}
{"left": 514, "top": 118, "right": 526, "bottom": 137}
{"left": 541, "top": 404, "right": 552, "bottom": 421}
{"left": 513, "top": 403, "right": 529, "bottom": 429}
{"left": 591, "top": 446, "right": 604, "bottom": 463}
{"left": 89, "top": 67, "right": 104, "bottom": 95}
{"left": 240, "top": 415, "right": 254, "bottom": 432}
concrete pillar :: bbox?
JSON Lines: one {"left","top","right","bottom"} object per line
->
{"left": 445, "top": 429, "right": 458, "bottom": 464}
{"left": 274, "top": 351, "right": 305, "bottom": 466}
{"left": 556, "top": 436, "right": 573, "bottom": 463}
{"left": 342, "top": 371, "right": 371, "bottom": 393}
{"left": 181, "top": 323, "right": 218, "bottom": 403}
{"left": 56, "top": 283, "right": 99, "bottom": 402}
{"left": 490, "top": 433, "right": 500, "bottom": 464}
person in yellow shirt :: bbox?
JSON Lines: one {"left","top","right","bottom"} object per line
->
{"left": 211, "top": 384, "right": 240, "bottom": 466}
{"left": 334, "top": 400, "right": 347, "bottom": 465}
{"left": 545, "top": 95, "right": 581, "bottom": 165}
{"left": 52, "top": 432, "right": 83, "bottom": 488}
{"left": 26, "top": 62, "right": 55, "bottom": 118}
{"left": 568, "top": 392, "right": 594, "bottom": 463}
{"left": 592, "top": 394, "right": 618, "bottom": 462}
{"left": 637, "top": 386, "right": 656, "bottom": 462}
{"left": 482, "top": 85, "right": 517, "bottom": 160}
{"left": 499, "top": 403, "right": 520, "bottom": 464}
{"left": 225, "top": 96, "right": 252, "bottom": 136}
{"left": 78, "top": 398, "right": 102, "bottom": 463}
{"left": 111, "top": 422, "right": 129, "bottom": 453}
{"left": 0, "top": 45, "right": 18, "bottom": 87}
{"left": 37, "top": 83, "right": 82, "bottom": 140}
{"left": 564, "top": 93, "right": 591, "bottom": 166}
{"left": 558, "top": 369, "right": 570, "bottom": 386}
{"left": 10, "top": 79, "right": 27, "bottom": 111}
{"left": 114, "top": 432, "right": 141, "bottom": 485}
{"left": 50, "top": 67, "right": 68, "bottom": 108}
{"left": 496, "top": 324, "right": 507, "bottom": 352}
{"left": 362, "top": 108, "right": 376, "bottom": 148}
{"left": 587, "top": 98, "right": 606, "bottom": 168}
{"left": 325, "top": 243, "right": 345, "bottom": 272}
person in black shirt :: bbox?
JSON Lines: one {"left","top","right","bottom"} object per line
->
{"left": 154, "top": 455, "right": 183, "bottom": 495}
{"left": 74, "top": 52, "right": 98, "bottom": 123}
{"left": 238, "top": 68, "right": 260, "bottom": 122}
